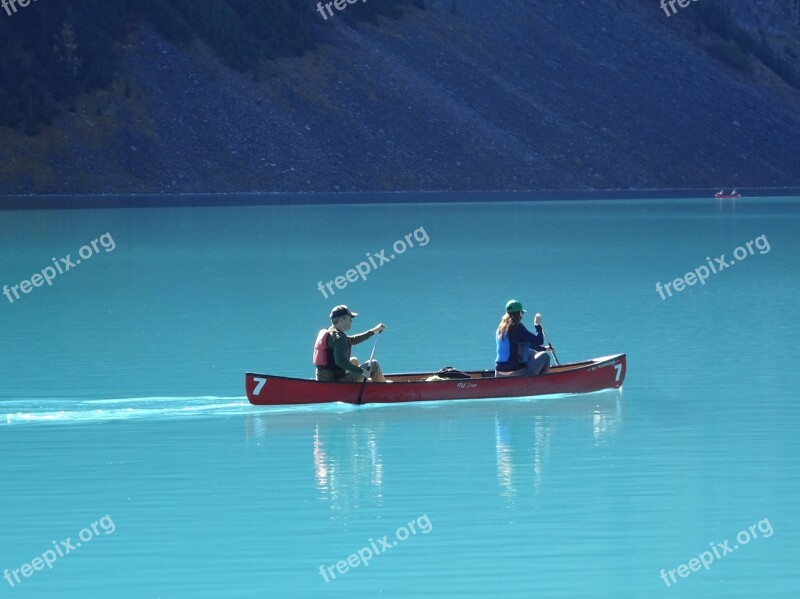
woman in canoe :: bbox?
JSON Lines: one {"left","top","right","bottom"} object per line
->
{"left": 314, "top": 305, "right": 387, "bottom": 383}
{"left": 495, "top": 299, "right": 554, "bottom": 377}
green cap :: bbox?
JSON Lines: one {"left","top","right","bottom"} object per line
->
{"left": 505, "top": 299, "right": 525, "bottom": 313}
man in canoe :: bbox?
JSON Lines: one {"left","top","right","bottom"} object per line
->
{"left": 495, "top": 299, "right": 555, "bottom": 377}
{"left": 314, "top": 305, "right": 387, "bottom": 383}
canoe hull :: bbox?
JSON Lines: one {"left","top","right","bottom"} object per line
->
{"left": 246, "top": 354, "right": 626, "bottom": 406}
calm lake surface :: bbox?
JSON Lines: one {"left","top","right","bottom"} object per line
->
{"left": 1, "top": 198, "right": 798, "bottom": 598}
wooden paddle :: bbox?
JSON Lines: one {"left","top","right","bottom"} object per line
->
{"left": 541, "top": 325, "right": 561, "bottom": 366}
{"left": 356, "top": 331, "right": 381, "bottom": 405}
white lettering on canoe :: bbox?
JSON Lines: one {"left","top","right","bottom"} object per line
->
{"left": 456, "top": 381, "right": 477, "bottom": 389}
{"left": 587, "top": 360, "right": 620, "bottom": 373}
{"left": 253, "top": 377, "right": 267, "bottom": 395}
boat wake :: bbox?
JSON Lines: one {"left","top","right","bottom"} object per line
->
{"left": 0, "top": 396, "right": 258, "bottom": 426}
{"left": 2, "top": 389, "right": 626, "bottom": 427}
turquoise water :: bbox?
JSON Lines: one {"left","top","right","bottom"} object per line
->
{"left": 1, "top": 199, "right": 799, "bottom": 597}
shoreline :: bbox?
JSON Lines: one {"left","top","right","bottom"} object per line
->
{"left": 1, "top": 188, "right": 799, "bottom": 211}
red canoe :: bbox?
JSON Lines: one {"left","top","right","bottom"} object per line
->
{"left": 246, "top": 354, "right": 626, "bottom": 406}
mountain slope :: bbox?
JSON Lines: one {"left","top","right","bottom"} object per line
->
{"left": 1, "top": 0, "right": 799, "bottom": 194}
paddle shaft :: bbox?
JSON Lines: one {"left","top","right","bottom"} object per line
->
{"left": 356, "top": 331, "right": 381, "bottom": 405}
{"left": 541, "top": 325, "right": 561, "bottom": 366}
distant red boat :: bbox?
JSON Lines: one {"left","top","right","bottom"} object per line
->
{"left": 246, "top": 354, "right": 626, "bottom": 406}
{"left": 715, "top": 189, "right": 741, "bottom": 199}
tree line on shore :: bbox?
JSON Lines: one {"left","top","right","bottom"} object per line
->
{"left": 2, "top": 0, "right": 794, "bottom": 137}
{"left": 0, "top": 0, "right": 424, "bottom": 135}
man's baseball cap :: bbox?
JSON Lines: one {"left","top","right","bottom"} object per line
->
{"left": 330, "top": 305, "right": 358, "bottom": 319}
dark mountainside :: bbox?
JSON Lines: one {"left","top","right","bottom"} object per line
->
{"left": 1, "top": 0, "right": 799, "bottom": 195}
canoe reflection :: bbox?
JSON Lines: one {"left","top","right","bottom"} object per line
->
{"left": 311, "top": 422, "right": 385, "bottom": 509}
{"left": 244, "top": 389, "right": 624, "bottom": 513}
{"left": 495, "top": 389, "right": 623, "bottom": 502}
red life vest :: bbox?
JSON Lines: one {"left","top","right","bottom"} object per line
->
{"left": 312, "top": 329, "right": 330, "bottom": 366}
{"left": 313, "top": 328, "right": 347, "bottom": 368}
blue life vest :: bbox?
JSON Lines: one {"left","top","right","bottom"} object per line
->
{"left": 496, "top": 334, "right": 530, "bottom": 364}
{"left": 496, "top": 334, "right": 511, "bottom": 363}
